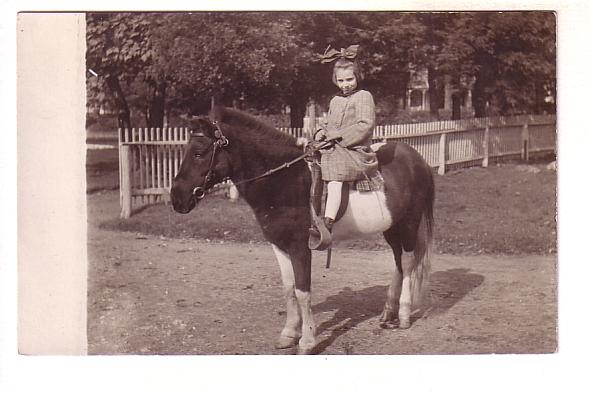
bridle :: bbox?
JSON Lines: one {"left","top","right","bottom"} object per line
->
{"left": 188, "top": 118, "right": 336, "bottom": 201}
{"left": 190, "top": 120, "right": 229, "bottom": 200}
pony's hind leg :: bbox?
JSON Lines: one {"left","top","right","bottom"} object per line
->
{"left": 399, "top": 215, "right": 430, "bottom": 329}
{"left": 380, "top": 229, "right": 403, "bottom": 326}
{"left": 271, "top": 245, "right": 302, "bottom": 349}
{"left": 398, "top": 260, "right": 414, "bottom": 329}
{"left": 382, "top": 217, "right": 429, "bottom": 329}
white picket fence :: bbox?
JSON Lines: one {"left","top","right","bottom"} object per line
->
{"left": 118, "top": 114, "right": 556, "bottom": 218}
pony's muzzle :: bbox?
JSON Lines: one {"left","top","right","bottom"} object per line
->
{"left": 192, "top": 187, "right": 206, "bottom": 200}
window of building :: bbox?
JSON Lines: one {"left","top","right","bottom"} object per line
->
{"left": 410, "top": 90, "right": 423, "bottom": 108}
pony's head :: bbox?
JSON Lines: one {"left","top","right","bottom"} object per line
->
{"left": 171, "top": 117, "right": 232, "bottom": 214}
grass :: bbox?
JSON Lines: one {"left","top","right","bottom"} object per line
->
{"left": 98, "top": 161, "right": 557, "bottom": 255}
{"left": 433, "top": 163, "right": 556, "bottom": 254}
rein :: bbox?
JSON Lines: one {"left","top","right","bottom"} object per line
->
{"left": 231, "top": 142, "right": 330, "bottom": 187}
{"left": 191, "top": 120, "right": 334, "bottom": 200}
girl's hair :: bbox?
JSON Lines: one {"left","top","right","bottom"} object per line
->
{"left": 331, "top": 58, "right": 364, "bottom": 86}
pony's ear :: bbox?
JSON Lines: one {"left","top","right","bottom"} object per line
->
{"left": 188, "top": 116, "right": 216, "bottom": 136}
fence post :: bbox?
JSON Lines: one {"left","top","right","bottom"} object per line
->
{"left": 120, "top": 144, "right": 133, "bottom": 219}
{"left": 482, "top": 125, "right": 490, "bottom": 168}
{"left": 438, "top": 132, "right": 447, "bottom": 175}
{"left": 118, "top": 128, "right": 123, "bottom": 206}
{"left": 521, "top": 121, "right": 529, "bottom": 161}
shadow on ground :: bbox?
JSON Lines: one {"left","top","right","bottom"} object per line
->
{"left": 310, "top": 268, "right": 484, "bottom": 354}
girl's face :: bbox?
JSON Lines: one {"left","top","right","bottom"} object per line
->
{"left": 335, "top": 67, "right": 357, "bottom": 95}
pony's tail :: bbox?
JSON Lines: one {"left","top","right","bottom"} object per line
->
{"left": 411, "top": 197, "right": 434, "bottom": 309}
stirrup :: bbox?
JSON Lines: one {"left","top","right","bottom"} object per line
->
{"left": 308, "top": 215, "right": 332, "bottom": 251}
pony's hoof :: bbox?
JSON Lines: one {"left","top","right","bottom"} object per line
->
{"left": 399, "top": 319, "right": 411, "bottom": 329}
{"left": 297, "top": 344, "right": 316, "bottom": 355}
{"left": 379, "top": 309, "right": 395, "bottom": 323}
{"left": 275, "top": 335, "right": 300, "bottom": 349}
{"left": 379, "top": 309, "right": 398, "bottom": 328}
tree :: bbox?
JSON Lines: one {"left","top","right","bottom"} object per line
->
{"left": 287, "top": 12, "right": 439, "bottom": 116}
{"left": 87, "top": 11, "right": 556, "bottom": 130}
{"left": 148, "top": 13, "right": 308, "bottom": 113}
{"left": 87, "top": 13, "right": 155, "bottom": 128}
{"left": 492, "top": 12, "right": 556, "bottom": 114}
{"left": 436, "top": 12, "right": 556, "bottom": 117}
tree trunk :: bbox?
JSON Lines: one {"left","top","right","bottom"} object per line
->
{"left": 443, "top": 75, "right": 453, "bottom": 111}
{"left": 165, "top": 108, "right": 171, "bottom": 127}
{"left": 146, "top": 79, "right": 166, "bottom": 128}
{"left": 427, "top": 67, "right": 439, "bottom": 115}
{"left": 451, "top": 93, "right": 462, "bottom": 120}
{"left": 472, "top": 76, "right": 487, "bottom": 118}
{"left": 105, "top": 74, "right": 131, "bottom": 129}
{"left": 288, "top": 98, "right": 306, "bottom": 128}
{"left": 210, "top": 93, "right": 231, "bottom": 110}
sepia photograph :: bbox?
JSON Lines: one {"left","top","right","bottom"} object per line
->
{"left": 83, "top": 10, "right": 557, "bottom": 355}
{"left": 7, "top": 3, "right": 589, "bottom": 392}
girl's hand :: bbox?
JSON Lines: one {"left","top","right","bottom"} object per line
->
{"left": 325, "top": 130, "right": 342, "bottom": 142}
{"left": 313, "top": 128, "right": 327, "bottom": 141}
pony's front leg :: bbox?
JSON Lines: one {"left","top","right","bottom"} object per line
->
{"left": 290, "top": 245, "right": 317, "bottom": 355}
{"left": 272, "top": 245, "right": 302, "bottom": 349}
{"left": 294, "top": 289, "right": 316, "bottom": 354}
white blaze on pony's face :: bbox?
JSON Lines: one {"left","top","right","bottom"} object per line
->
{"left": 335, "top": 67, "right": 357, "bottom": 96}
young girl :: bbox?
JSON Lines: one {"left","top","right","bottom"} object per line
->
{"left": 311, "top": 45, "right": 378, "bottom": 241}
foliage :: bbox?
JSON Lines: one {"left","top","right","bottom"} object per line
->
{"left": 152, "top": 13, "right": 312, "bottom": 113}
{"left": 86, "top": 11, "right": 556, "bottom": 128}
{"left": 435, "top": 12, "right": 556, "bottom": 115}
{"left": 87, "top": 13, "right": 158, "bottom": 127}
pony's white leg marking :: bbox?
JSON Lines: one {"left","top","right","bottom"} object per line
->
{"left": 271, "top": 245, "right": 301, "bottom": 348}
{"left": 398, "top": 259, "right": 414, "bottom": 329}
{"left": 397, "top": 217, "right": 431, "bottom": 329}
{"left": 295, "top": 289, "right": 317, "bottom": 354}
{"left": 381, "top": 263, "right": 402, "bottom": 323}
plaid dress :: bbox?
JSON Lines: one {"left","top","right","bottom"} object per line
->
{"left": 319, "top": 89, "right": 378, "bottom": 181}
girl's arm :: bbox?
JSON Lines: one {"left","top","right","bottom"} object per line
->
{"left": 326, "top": 91, "right": 375, "bottom": 147}
{"left": 313, "top": 112, "right": 330, "bottom": 141}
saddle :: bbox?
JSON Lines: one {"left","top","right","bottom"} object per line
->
{"left": 307, "top": 158, "right": 384, "bottom": 251}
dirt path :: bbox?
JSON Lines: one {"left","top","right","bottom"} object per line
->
{"left": 87, "top": 191, "right": 557, "bottom": 355}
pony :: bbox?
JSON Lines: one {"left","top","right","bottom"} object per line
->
{"left": 171, "top": 106, "right": 434, "bottom": 354}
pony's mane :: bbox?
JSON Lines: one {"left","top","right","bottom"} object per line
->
{"left": 210, "top": 106, "right": 298, "bottom": 148}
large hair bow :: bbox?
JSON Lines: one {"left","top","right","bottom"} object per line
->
{"left": 320, "top": 45, "right": 360, "bottom": 64}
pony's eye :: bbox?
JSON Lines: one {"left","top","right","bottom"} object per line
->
{"left": 194, "top": 153, "right": 202, "bottom": 159}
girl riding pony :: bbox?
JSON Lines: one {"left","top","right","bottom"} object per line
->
{"left": 310, "top": 45, "right": 378, "bottom": 246}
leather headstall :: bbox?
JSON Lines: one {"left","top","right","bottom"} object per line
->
{"left": 190, "top": 120, "right": 230, "bottom": 200}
